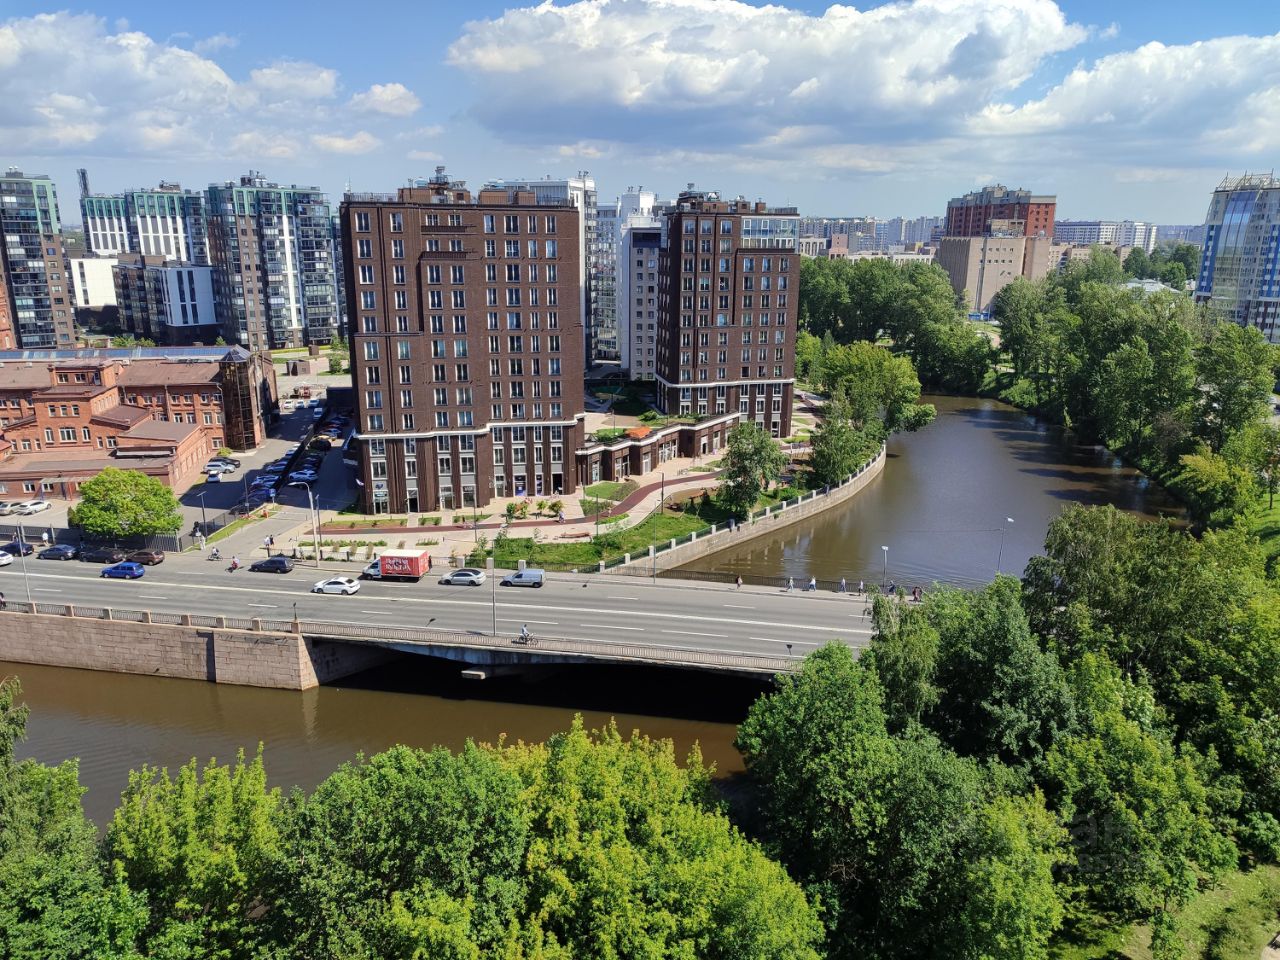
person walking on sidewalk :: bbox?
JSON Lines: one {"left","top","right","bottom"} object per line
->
{"left": 735, "top": 575, "right": 743, "bottom": 590}
{"left": 807, "top": 576, "right": 817, "bottom": 592}
{"left": 785, "top": 577, "right": 794, "bottom": 592}
{"left": 838, "top": 576, "right": 847, "bottom": 594}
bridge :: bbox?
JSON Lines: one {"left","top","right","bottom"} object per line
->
{"left": 0, "top": 557, "right": 875, "bottom": 681}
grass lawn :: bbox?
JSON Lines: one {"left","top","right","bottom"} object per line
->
{"left": 1051, "top": 863, "right": 1280, "bottom": 960}
{"left": 203, "top": 506, "right": 278, "bottom": 546}
{"left": 320, "top": 516, "right": 407, "bottom": 530}
{"left": 584, "top": 480, "right": 637, "bottom": 501}
{"left": 1247, "top": 495, "right": 1280, "bottom": 567}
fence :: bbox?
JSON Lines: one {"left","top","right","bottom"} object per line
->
{"left": 0, "top": 600, "right": 797, "bottom": 675}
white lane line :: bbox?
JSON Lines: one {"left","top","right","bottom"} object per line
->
{"left": 580, "top": 623, "right": 644, "bottom": 631}
{"left": 661, "top": 629, "right": 726, "bottom": 639}
{"left": 750, "top": 636, "right": 822, "bottom": 646}
{"left": 358, "top": 610, "right": 396, "bottom": 615}
{"left": 723, "top": 603, "right": 756, "bottom": 609}
{"left": 247, "top": 603, "right": 275, "bottom": 608}
{"left": 498, "top": 617, "right": 558, "bottom": 625}
{"left": 607, "top": 596, "right": 639, "bottom": 601}
{"left": 33, "top": 588, "right": 62, "bottom": 593}
{"left": 138, "top": 595, "right": 168, "bottom": 600}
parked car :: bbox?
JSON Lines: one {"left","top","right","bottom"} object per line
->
{"left": 287, "top": 470, "right": 318, "bottom": 483}
{"left": 249, "top": 556, "right": 294, "bottom": 574}
{"left": 37, "top": 544, "right": 78, "bottom": 561}
{"left": 439, "top": 567, "right": 486, "bottom": 586}
{"left": 101, "top": 561, "right": 145, "bottom": 579}
{"left": 281, "top": 399, "right": 295, "bottom": 410}
{"left": 0, "top": 552, "right": 12, "bottom": 567}
{"left": 210, "top": 457, "right": 240, "bottom": 469}
{"left": 312, "top": 576, "right": 360, "bottom": 595}
{"left": 0, "top": 501, "right": 20, "bottom": 516}
{"left": 12, "top": 500, "right": 51, "bottom": 515}
{"left": 500, "top": 568, "right": 546, "bottom": 588}
{"left": 205, "top": 471, "right": 223, "bottom": 483}
{"left": 311, "top": 407, "right": 324, "bottom": 419}
{"left": 79, "top": 546, "right": 126, "bottom": 564}
{"left": 128, "top": 549, "right": 165, "bottom": 565}
{"left": 1, "top": 541, "right": 34, "bottom": 556}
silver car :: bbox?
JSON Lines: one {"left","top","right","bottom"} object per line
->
{"left": 439, "top": 567, "right": 486, "bottom": 586}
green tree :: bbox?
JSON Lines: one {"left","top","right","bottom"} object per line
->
{"left": 794, "top": 329, "right": 823, "bottom": 382}
{"left": 718, "top": 421, "right": 787, "bottom": 517}
{"left": 327, "top": 353, "right": 344, "bottom": 374}
{"left": 69, "top": 467, "right": 183, "bottom": 539}
{"left": 1123, "top": 247, "right": 1153, "bottom": 279}
{"left": 865, "top": 597, "right": 940, "bottom": 731}
{"left": 819, "top": 342, "right": 935, "bottom": 434}
{"left": 1177, "top": 448, "right": 1258, "bottom": 526}
{"left": 809, "top": 397, "right": 875, "bottom": 486}
{"left": 1194, "top": 322, "right": 1279, "bottom": 453}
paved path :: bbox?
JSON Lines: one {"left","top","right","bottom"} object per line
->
{"left": 4, "top": 553, "right": 875, "bottom": 662}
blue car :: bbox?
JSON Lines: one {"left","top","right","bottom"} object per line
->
{"left": 101, "top": 561, "right": 145, "bottom": 580}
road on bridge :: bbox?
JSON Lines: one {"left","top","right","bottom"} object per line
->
{"left": 3, "top": 556, "right": 874, "bottom": 662}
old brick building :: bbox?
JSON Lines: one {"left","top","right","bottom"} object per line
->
{"left": 0, "top": 346, "right": 277, "bottom": 498}
{"left": 341, "top": 171, "right": 585, "bottom": 514}
{"left": 655, "top": 189, "right": 800, "bottom": 438}
{"left": 944, "top": 184, "right": 1056, "bottom": 239}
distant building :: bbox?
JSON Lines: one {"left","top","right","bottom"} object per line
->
{"left": 945, "top": 185, "right": 1056, "bottom": 239}
{"left": 1053, "top": 220, "right": 1156, "bottom": 253}
{"left": 620, "top": 220, "right": 662, "bottom": 382}
{"left": 936, "top": 235, "right": 1074, "bottom": 313}
{"left": 656, "top": 189, "right": 799, "bottom": 437}
{"left": 1156, "top": 223, "right": 1206, "bottom": 246}
{"left": 0, "top": 169, "right": 71, "bottom": 349}
{"left": 80, "top": 179, "right": 209, "bottom": 264}
{"left": 67, "top": 256, "right": 118, "bottom": 310}
{"left": 1195, "top": 173, "right": 1280, "bottom": 343}
{"left": 206, "top": 172, "right": 339, "bottom": 350}
{"left": 113, "top": 254, "right": 217, "bottom": 345}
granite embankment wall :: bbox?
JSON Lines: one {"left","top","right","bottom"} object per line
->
{"left": 0, "top": 610, "right": 394, "bottom": 689}
{"left": 612, "top": 445, "right": 887, "bottom": 574}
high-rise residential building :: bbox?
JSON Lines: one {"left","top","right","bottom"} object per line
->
{"left": 113, "top": 254, "right": 217, "bottom": 345}
{"left": 945, "top": 185, "right": 1056, "bottom": 238}
{"left": 67, "top": 256, "right": 118, "bottom": 311}
{"left": 594, "top": 203, "right": 620, "bottom": 363}
{"left": 0, "top": 169, "right": 71, "bottom": 348}
{"left": 206, "top": 172, "right": 339, "bottom": 351}
{"left": 620, "top": 222, "right": 662, "bottom": 381}
{"left": 656, "top": 189, "right": 799, "bottom": 438}
{"left": 330, "top": 214, "right": 349, "bottom": 333}
{"left": 341, "top": 170, "right": 585, "bottom": 514}
{"left": 484, "top": 174, "right": 597, "bottom": 362}
{"left": 1156, "top": 224, "right": 1206, "bottom": 246}
{"left": 80, "top": 179, "right": 209, "bottom": 264}
{"left": 1195, "top": 173, "right": 1280, "bottom": 343}
{"left": 1053, "top": 220, "right": 1157, "bottom": 253}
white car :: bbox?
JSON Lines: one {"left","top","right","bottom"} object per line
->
{"left": 204, "top": 462, "right": 233, "bottom": 474}
{"left": 439, "top": 567, "right": 486, "bottom": 586}
{"left": 282, "top": 399, "right": 295, "bottom": 410}
{"left": 288, "top": 470, "right": 318, "bottom": 483}
{"left": 0, "top": 552, "right": 13, "bottom": 567}
{"left": 311, "top": 576, "right": 360, "bottom": 595}
{"left": 12, "top": 500, "right": 51, "bottom": 515}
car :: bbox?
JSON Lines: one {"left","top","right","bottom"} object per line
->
{"left": 439, "top": 567, "right": 486, "bottom": 586}
{"left": 205, "top": 471, "right": 223, "bottom": 483}
{"left": 12, "top": 500, "right": 51, "bottom": 515}
{"left": 309, "top": 438, "right": 332, "bottom": 451}
{"left": 281, "top": 399, "right": 295, "bottom": 410}
{"left": 251, "top": 474, "right": 279, "bottom": 487}
{"left": 500, "top": 568, "right": 546, "bottom": 588}
{"left": 128, "top": 549, "right": 165, "bottom": 565}
{"left": 0, "top": 501, "right": 20, "bottom": 516}
{"left": 0, "top": 552, "right": 11, "bottom": 567}
{"left": 249, "top": 555, "right": 294, "bottom": 574}
{"left": 1, "top": 541, "right": 35, "bottom": 556}
{"left": 211, "top": 456, "right": 241, "bottom": 467}
{"left": 204, "top": 462, "right": 232, "bottom": 473}
{"left": 312, "top": 576, "right": 360, "bottom": 595}
{"left": 288, "top": 470, "right": 318, "bottom": 483}
{"left": 101, "top": 561, "right": 145, "bottom": 579}
{"left": 79, "top": 546, "right": 126, "bottom": 564}
{"left": 311, "top": 407, "right": 324, "bottom": 419}
{"left": 38, "top": 544, "right": 78, "bottom": 561}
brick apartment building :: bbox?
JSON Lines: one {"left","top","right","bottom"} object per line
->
{"left": 341, "top": 171, "right": 585, "bottom": 514}
{"left": 944, "top": 185, "right": 1056, "bottom": 239}
{"left": 0, "top": 346, "right": 277, "bottom": 499}
{"left": 655, "top": 189, "right": 800, "bottom": 438}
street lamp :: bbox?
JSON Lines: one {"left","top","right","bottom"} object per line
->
{"left": 996, "top": 517, "right": 1014, "bottom": 575}
{"left": 196, "top": 490, "right": 208, "bottom": 533}
{"left": 486, "top": 556, "right": 497, "bottom": 637}
{"left": 880, "top": 544, "right": 889, "bottom": 591}
{"left": 16, "top": 529, "right": 33, "bottom": 610}
{"left": 651, "top": 472, "right": 665, "bottom": 584}
{"left": 288, "top": 481, "right": 321, "bottom": 567}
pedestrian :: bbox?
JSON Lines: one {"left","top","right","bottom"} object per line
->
{"left": 785, "top": 576, "right": 794, "bottom": 592}
{"left": 557, "top": 510, "right": 565, "bottom": 523}
{"left": 268, "top": 534, "right": 275, "bottom": 548}
{"left": 858, "top": 579, "right": 864, "bottom": 594}
{"left": 41, "top": 530, "right": 49, "bottom": 546}
{"left": 197, "top": 532, "right": 206, "bottom": 551}
{"left": 0, "top": 591, "right": 6, "bottom": 610}
{"left": 807, "top": 576, "right": 817, "bottom": 592}
{"left": 912, "top": 585, "right": 923, "bottom": 603}
{"left": 735, "top": 574, "right": 743, "bottom": 590}
{"left": 838, "top": 576, "right": 847, "bottom": 593}
{"left": 262, "top": 536, "right": 271, "bottom": 552}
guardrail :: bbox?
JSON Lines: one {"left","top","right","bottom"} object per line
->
{"left": 0, "top": 600, "right": 798, "bottom": 675}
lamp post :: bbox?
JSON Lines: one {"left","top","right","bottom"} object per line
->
{"left": 880, "top": 544, "right": 888, "bottom": 591}
{"left": 196, "top": 491, "right": 208, "bottom": 533}
{"left": 996, "top": 517, "right": 1014, "bottom": 575}
{"left": 486, "top": 556, "right": 497, "bottom": 637}
{"left": 16, "top": 529, "right": 33, "bottom": 610}
{"left": 652, "top": 472, "right": 665, "bottom": 584}
{"left": 288, "top": 481, "right": 321, "bottom": 567}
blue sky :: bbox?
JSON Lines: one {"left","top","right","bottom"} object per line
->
{"left": 3, "top": 1, "right": 1278, "bottom": 223}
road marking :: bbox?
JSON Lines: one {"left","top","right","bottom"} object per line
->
{"left": 750, "top": 636, "right": 821, "bottom": 646}
{"left": 358, "top": 610, "right": 396, "bottom": 615}
{"left": 607, "top": 596, "right": 639, "bottom": 601}
{"left": 33, "top": 588, "right": 62, "bottom": 593}
{"left": 499, "top": 617, "right": 558, "bottom": 625}
{"left": 723, "top": 603, "right": 756, "bottom": 609}
{"left": 661, "top": 629, "right": 726, "bottom": 639}
{"left": 581, "top": 623, "right": 643, "bottom": 631}
{"left": 247, "top": 603, "right": 275, "bottom": 608}
{"left": 138, "top": 595, "right": 168, "bottom": 600}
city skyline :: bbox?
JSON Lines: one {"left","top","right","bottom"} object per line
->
{"left": 3, "top": 0, "right": 1277, "bottom": 223}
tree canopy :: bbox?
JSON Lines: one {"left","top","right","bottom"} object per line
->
{"left": 68, "top": 467, "right": 184, "bottom": 539}
{"left": 718, "top": 422, "right": 788, "bottom": 517}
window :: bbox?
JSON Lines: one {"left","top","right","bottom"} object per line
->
{"left": 397, "top": 340, "right": 412, "bottom": 359}
{"left": 505, "top": 240, "right": 519, "bottom": 258}
{"left": 454, "top": 339, "right": 468, "bottom": 358}
{"left": 392, "top": 239, "right": 404, "bottom": 258}
{"left": 427, "top": 265, "right": 441, "bottom": 284}
{"left": 365, "top": 390, "right": 383, "bottom": 409}
{"left": 450, "top": 265, "right": 464, "bottom": 284}
{"left": 355, "top": 212, "right": 370, "bottom": 232}
{"left": 368, "top": 414, "right": 384, "bottom": 431}
{"left": 363, "top": 341, "right": 380, "bottom": 360}
{"left": 436, "top": 411, "right": 449, "bottom": 428}
{"left": 483, "top": 214, "right": 495, "bottom": 233}
{"left": 394, "top": 290, "right": 408, "bottom": 310}
{"left": 389, "top": 212, "right": 403, "bottom": 232}
{"left": 399, "top": 365, "right": 412, "bottom": 384}
{"left": 361, "top": 291, "right": 376, "bottom": 309}
{"left": 504, "top": 215, "right": 519, "bottom": 233}
{"left": 366, "top": 367, "right": 382, "bottom": 384}
{"left": 506, "top": 263, "right": 521, "bottom": 282}
{"left": 545, "top": 215, "right": 557, "bottom": 233}
{"left": 455, "top": 363, "right": 469, "bottom": 380}
{"left": 485, "top": 239, "right": 496, "bottom": 257}
{"left": 545, "top": 240, "right": 558, "bottom": 258}
{"left": 392, "top": 265, "right": 405, "bottom": 284}
{"left": 448, "top": 213, "right": 462, "bottom": 227}
{"left": 453, "top": 315, "right": 467, "bottom": 333}
{"left": 59, "top": 427, "right": 75, "bottom": 442}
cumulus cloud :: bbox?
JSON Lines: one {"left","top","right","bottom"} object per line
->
{"left": 249, "top": 59, "right": 338, "bottom": 99}
{"left": 311, "top": 130, "right": 381, "bottom": 154}
{"left": 194, "top": 32, "right": 238, "bottom": 54}
{"left": 350, "top": 82, "right": 421, "bottom": 116}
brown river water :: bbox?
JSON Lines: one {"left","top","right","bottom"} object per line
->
{"left": 5, "top": 395, "right": 1179, "bottom": 824}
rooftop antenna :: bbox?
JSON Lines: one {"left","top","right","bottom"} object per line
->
{"left": 77, "top": 168, "right": 91, "bottom": 198}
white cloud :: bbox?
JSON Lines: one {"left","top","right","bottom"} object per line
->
{"left": 230, "top": 131, "right": 299, "bottom": 160}
{"left": 194, "top": 33, "right": 238, "bottom": 54}
{"left": 407, "top": 149, "right": 443, "bottom": 161}
{"left": 396, "top": 125, "right": 444, "bottom": 140}
{"left": 249, "top": 59, "right": 338, "bottom": 99}
{"left": 311, "top": 130, "right": 381, "bottom": 154}
{"left": 350, "top": 82, "right": 420, "bottom": 116}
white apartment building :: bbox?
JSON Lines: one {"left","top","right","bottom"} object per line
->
{"left": 1053, "top": 220, "right": 1156, "bottom": 253}
{"left": 80, "top": 181, "right": 209, "bottom": 263}
{"left": 67, "top": 256, "right": 118, "bottom": 309}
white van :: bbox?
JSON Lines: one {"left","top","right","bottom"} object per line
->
{"left": 500, "top": 568, "right": 546, "bottom": 588}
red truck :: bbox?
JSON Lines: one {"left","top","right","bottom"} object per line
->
{"left": 374, "top": 549, "right": 432, "bottom": 581}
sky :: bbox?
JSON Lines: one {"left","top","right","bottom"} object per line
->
{"left": 3, "top": 0, "right": 1278, "bottom": 224}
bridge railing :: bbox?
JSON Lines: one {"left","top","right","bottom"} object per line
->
{"left": 0, "top": 600, "right": 796, "bottom": 674}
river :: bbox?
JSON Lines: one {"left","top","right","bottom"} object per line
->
{"left": 5, "top": 394, "right": 1181, "bottom": 824}
{"left": 679, "top": 394, "right": 1184, "bottom": 588}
